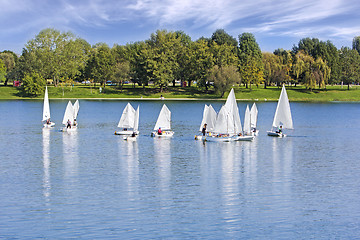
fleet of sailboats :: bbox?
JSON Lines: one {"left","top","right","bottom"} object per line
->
{"left": 42, "top": 86, "right": 293, "bottom": 140}
{"left": 151, "top": 104, "right": 174, "bottom": 137}
{"left": 267, "top": 85, "right": 293, "bottom": 137}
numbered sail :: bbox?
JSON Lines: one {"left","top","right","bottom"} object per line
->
{"left": 272, "top": 85, "right": 293, "bottom": 129}
{"left": 154, "top": 104, "right": 171, "bottom": 130}
{"left": 42, "top": 86, "right": 51, "bottom": 121}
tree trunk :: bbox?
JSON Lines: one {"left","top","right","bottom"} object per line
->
{"left": 173, "top": 80, "right": 176, "bottom": 87}
{"left": 245, "top": 82, "right": 248, "bottom": 88}
{"left": 188, "top": 80, "right": 191, "bottom": 87}
{"left": 348, "top": 83, "right": 350, "bottom": 90}
{"left": 264, "top": 81, "right": 267, "bottom": 89}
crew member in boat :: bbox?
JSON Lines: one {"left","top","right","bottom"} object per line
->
{"left": 131, "top": 132, "right": 136, "bottom": 137}
{"left": 73, "top": 119, "right": 77, "bottom": 126}
{"left": 157, "top": 127, "right": 162, "bottom": 135}
{"left": 202, "top": 123, "right": 207, "bottom": 136}
{"left": 276, "top": 125, "right": 282, "bottom": 134}
{"left": 46, "top": 118, "right": 51, "bottom": 125}
{"left": 67, "top": 119, "right": 72, "bottom": 129}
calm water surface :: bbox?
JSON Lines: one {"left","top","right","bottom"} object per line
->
{"left": 0, "top": 100, "right": 360, "bottom": 239}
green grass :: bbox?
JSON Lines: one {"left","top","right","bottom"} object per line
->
{"left": 1, "top": 83, "right": 360, "bottom": 102}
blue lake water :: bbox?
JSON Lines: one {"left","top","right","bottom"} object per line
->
{"left": 1, "top": 100, "right": 360, "bottom": 239}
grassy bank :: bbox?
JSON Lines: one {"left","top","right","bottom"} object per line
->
{"left": 1, "top": 84, "right": 360, "bottom": 101}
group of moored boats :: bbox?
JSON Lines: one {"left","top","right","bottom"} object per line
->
{"left": 42, "top": 85, "right": 294, "bottom": 141}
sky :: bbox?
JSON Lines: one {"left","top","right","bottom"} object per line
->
{"left": 1, "top": 0, "right": 360, "bottom": 54}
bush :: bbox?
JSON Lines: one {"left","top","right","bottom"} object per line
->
{"left": 21, "top": 72, "right": 45, "bottom": 97}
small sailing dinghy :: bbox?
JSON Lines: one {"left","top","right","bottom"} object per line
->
{"left": 250, "top": 103, "right": 259, "bottom": 136}
{"left": 42, "top": 86, "right": 55, "bottom": 128}
{"left": 123, "top": 106, "right": 140, "bottom": 141}
{"left": 61, "top": 101, "right": 77, "bottom": 132}
{"left": 73, "top": 99, "right": 80, "bottom": 127}
{"left": 115, "top": 103, "right": 140, "bottom": 136}
{"left": 267, "top": 85, "right": 293, "bottom": 137}
{"left": 195, "top": 104, "right": 217, "bottom": 140}
{"left": 151, "top": 104, "right": 174, "bottom": 137}
{"left": 243, "top": 105, "right": 251, "bottom": 135}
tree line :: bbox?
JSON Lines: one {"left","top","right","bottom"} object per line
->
{"left": 1, "top": 28, "right": 360, "bottom": 96}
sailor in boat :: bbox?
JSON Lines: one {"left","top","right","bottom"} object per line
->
{"left": 46, "top": 118, "right": 51, "bottom": 125}
{"left": 202, "top": 124, "right": 207, "bottom": 136}
{"left": 66, "top": 119, "right": 72, "bottom": 129}
{"left": 131, "top": 132, "right": 136, "bottom": 137}
{"left": 276, "top": 125, "right": 283, "bottom": 134}
{"left": 157, "top": 127, "right": 163, "bottom": 135}
{"left": 73, "top": 119, "right": 77, "bottom": 126}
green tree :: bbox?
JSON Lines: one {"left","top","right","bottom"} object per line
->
{"left": 0, "top": 59, "right": 6, "bottom": 83}
{"left": 189, "top": 39, "right": 214, "bottom": 91}
{"left": 113, "top": 61, "right": 130, "bottom": 90}
{"left": 352, "top": 36, "right": 360, "bottom": 55}
{"left": 21, "top": 72, "right": 45, "bottom": 96}
{"left": 339, "top": 47, "right": 360, "bottom": 90}
{"left": 238, "top": 33, "right": 264, "bottom": 89}
{"left": 208, "top": 65, "right": 240, "bottom": 97}
{"left": 87, "top": 44, "right": 115, "bottom": 88}
{"left": 211, "top": 29, "right": 238, "bottom": 47}
{"left": 23, "top": 28, "right": 90, "bottom": 86}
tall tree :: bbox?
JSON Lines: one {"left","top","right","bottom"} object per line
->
{"left": 339, "top": 47, "right": 360, "bottom": 90}
{"left": 238, "top": 33, "right": 263, "bottom": 89}
{"left": 211, "top": 29, "right": 238, "bottom": 47}
{"left": 352, "top": 36, "right": 360, "bottom": 55}
{"left": 208, "top": 65, "right": 241, "bottom": 97}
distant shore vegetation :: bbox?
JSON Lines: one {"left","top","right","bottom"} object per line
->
{"left": 1, "top": 28, "right": 360, "bottom": 99}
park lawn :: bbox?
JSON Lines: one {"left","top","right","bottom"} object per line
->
{"left": 1, "top": 84, "right": 360, "bottom": 101}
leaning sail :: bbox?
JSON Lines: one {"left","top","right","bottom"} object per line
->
{"left": 243, "top": 105, "right": 251, "bottom": 135}
{"left": 118, "top": 103, "right": 136, "bottom": 129}
{"left": 42, "top": 86, "right": 50, "bottom": 121}
{"left": 62, "top": 101, "right": 74, "bottom": 125}
{"left": 154, "top": 104, "right": 171, "bottom": 130}
{"left": 250, "top": 103, "right": 258, "bottom": 128}
{"left": 272, "top": 85, "right": 293, "bottom": 129}
{"left": 213, "top": 105, "right": 233, "bottom": 134}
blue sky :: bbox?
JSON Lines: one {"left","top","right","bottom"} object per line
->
{"left": 1, "top": 0, "right": 359, "bottom": 54}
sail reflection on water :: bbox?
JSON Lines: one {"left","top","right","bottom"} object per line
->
{"left": 153, "top": 138, "right": 171, "bottom": 194}
{"left": 62, "top": 131, "right": 79, "bottom": 178}
{"left": 42, "top": 128, "right": 51, "bottom": 203}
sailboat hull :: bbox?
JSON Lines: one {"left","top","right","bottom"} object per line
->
{"left": 233, "top": 135, "right": 254, "bottom": 141}
{"left": 61, "top": 126, "right": 77, "bottom": 132}
{"left": 43, "top": 122, "right": 55, "bottom": 128}
{"left": 151, "top": 131, "right": 174, "bottom": 137}
{"left": 123, "top": 136, "right": 138, "bottom": 141}
{"left": 206, "top": 135, "right": 234, "bottom": 142}
{"left": 115, "top": 130, "right": 139, "bottom": 135}
{"left": 267, "top": 131, "right": 286, "bottom": 137}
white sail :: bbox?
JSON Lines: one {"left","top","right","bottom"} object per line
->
{"left": 199, "top": 105, "right": 210, "bottom": 132}
{"left": 42, "top": 86, "right": 51, "bottom": 121}
{"left": 134, "top": 105, "right": 140, "bottom": 132}
{"left": 272, "top": 85, "right": 293, "bottom": 129}
{"left": 154, "top": 104, "right": 171, "bottom": 130}
{"left": 62, "top": 101, "right": 74, "bottom": 125}
{"left": 207, "top": 105, "right": 217, "bottom": 132}
{"left": 243, "top": 105, "right": 251, "bottom": 135}
{"left": 213, "top": 105, "right": 234, "bottom": 134}
{"left": 73, "top": 100, "right": 80, "bottom": 119}
{"left": 118, "top": 103, "right": 136, "bottom": 129}
{"left": 250, "top": 102, "right": 258, "bottom": 128}
{"left": 224, "top": 88, "right": 242, "bottom": 134}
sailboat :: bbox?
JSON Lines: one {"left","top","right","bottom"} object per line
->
{"left": 115, "top": 103, "right": 139, "bottom": 136}
{"left": 195, "top": 104, "right": 217, "bottom": 140}
{"left": 42, "top": 86, "right": 53, "bottom": 127}
{"left": 61, "top": 101, "right": 77, "bottom": 132}
{"left": 250, "top": 103, "right": 259, "bottom": 136}
{"left": 42, "top": 86, "right": 55, "bottom": 128}
{"left": 73, "top": 99, "right": 80, "bottom": 126}
{"left": 151, "top": 104, "right": 174, "bottom": 137}
{"left": 267, "top": 85, "right": 293, "bottom": 137}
